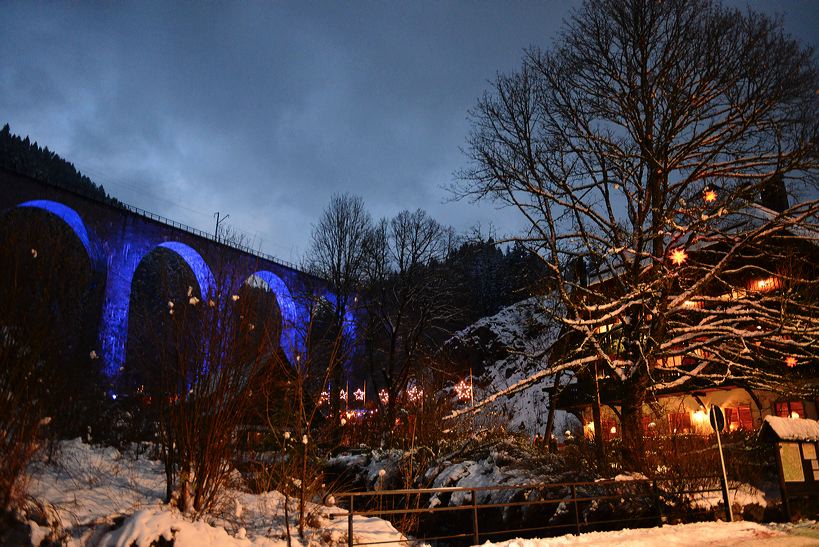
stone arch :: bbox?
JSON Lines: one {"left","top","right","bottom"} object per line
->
{"left": 120, "top": 240, "right": 214, "bottom": 395}
{"left": 247, "top": 270, "right": 299, "bottom": 363}
{"left": 16, "top": 199, "right": 95, "bottom": 263}
{"left": 157, "top": 241, "right": 215, "bottom": 299}
{"left": 101, "top": 240, "right": 214, "bottom": 378}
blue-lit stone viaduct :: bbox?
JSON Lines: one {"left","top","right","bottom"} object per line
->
{"left": 0, "top": 167, "right": 322, "bottom": 379}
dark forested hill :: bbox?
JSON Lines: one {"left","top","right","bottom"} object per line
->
{"left": 0, "top": 124, "right": 117, "bottom": 204}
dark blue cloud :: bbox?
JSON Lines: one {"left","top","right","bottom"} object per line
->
{"left": 1, "top": 1, "right": 816, "bottom": 262}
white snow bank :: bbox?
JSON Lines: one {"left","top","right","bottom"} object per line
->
{"left": 28, "top": 439, "right": 406, "bottom": 546}
{"left": 101, "top": 508, "right": 279, "bottom": 547}
{"left": 480, "top": 520, "right": 784, "bottom": 547}
{"left": 689, "top": 481, "right": 768, "bottom": 510}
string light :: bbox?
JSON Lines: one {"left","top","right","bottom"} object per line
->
{"left": 454, "top": 379, "right": 472, "bottom": 400}
{"left": 354, "top": 388, "right": 365, "bottom": 401}
{"left": 379, "top": 389, "right": 389, "bottom": 405}
{"left": 406, "top": 385, "right": 423, "bottom": 403}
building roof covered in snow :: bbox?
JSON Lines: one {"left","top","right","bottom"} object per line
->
{"left": 760, "top": 415, "right": 819, "bottom": 442}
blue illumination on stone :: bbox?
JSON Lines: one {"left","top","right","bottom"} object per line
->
{"left": 158, "top": 241, "right": 215, "bottom": 298}
{"left": 100, "top": 240, "right": 215, "bottom": 377}
{"left": 249, "top": 270, "right": 301, "bottom": 363}
{"left": 17, "top": 199, "right": 94, "bottom": 259}
{"left": 323, "top": 291, "right": 358, "bottom": 342}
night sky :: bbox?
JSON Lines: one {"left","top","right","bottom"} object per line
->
{"left": 2, "top": 1, "right": 817, "bottom": 263}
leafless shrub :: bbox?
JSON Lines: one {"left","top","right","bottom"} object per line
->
{"left": 0, "top": 209, "right": 99, "bottom": 513}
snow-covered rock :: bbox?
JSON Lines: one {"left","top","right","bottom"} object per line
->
{"left": 443, "top": 295, "right": 567, "bottom": 435}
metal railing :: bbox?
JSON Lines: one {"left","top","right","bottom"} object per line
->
{"left": 335, "top": 476, "right": 727, "bottom": 546}
{"left": 117, "top": 201, "right": 301, "bottom": 271}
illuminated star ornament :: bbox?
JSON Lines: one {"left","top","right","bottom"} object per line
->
{"left": 703, "top": 188, "right": 717, "bottom": 203}
{"left": 670, "top": 248, "right": 688, "bottom": 266}
{"left": 454, "top": 379, "right": 472, "bottom": 401}
{"left": 786, "top": 356, "right": 798, "bottom": 368}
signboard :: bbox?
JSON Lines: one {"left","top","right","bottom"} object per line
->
{"left": 780, "top": 442, "right": 805, "bottom": 482}
{"left": 709, "top": 405, "right": 725, "bottom": 432}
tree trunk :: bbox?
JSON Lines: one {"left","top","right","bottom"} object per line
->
{"left": 591, "top": 386, "right": 605, "bottom": 466}
{"left": 619, "top": 380, "right": 647, "bottom": 471}
{"left": 544, "top": 375, "right": 560, "bottom": 454}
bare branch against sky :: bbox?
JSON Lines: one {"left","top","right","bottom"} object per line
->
{"left": 1, "top": 1, "right": 816, "bottom": 263}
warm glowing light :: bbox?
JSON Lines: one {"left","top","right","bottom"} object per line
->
{"left": 354, "top": 388, "right": 365, "bottom": 401}
{"left": 750, "top": 277, "right": 779, "bottom": 292}
{"left": 609, "top": 426, "right": 617, "bottom": 434}
{"left": 703, "top": 189, "right": 717, "bottom": 203}
{"left": 340, "top": 389, "right": 348, "bottom": 401}
{"left": 791, "top": 412, "right": 800, "bottom": 419}
{"left": 319, "top": 391, "right": 329, "bottom": 405}
{"left": 379, "top": 389, "right": 389, "bottom": 405}
{"left": 454, "top": 379, "right": 472, "bottom": 400}
{"left": 692, "top": 409, "right": 709, "bottom": 425}
{"left": 786, "top": 356, "right": 798, "bottom": 368}
{"left": 406, "top": 385, "right": 423, "bottom": 403}
{"left": 670, "top": 248, "right": 688, "bottom": 266}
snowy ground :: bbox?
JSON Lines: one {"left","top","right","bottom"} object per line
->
{"left": 21, "top": 439, "right": 818, "bottom": 546}
{"left": 24, "top": 439, "right": 405, "bottom": 546}
{"left": 481, "top": 520, "right": 819, "bottom": 547}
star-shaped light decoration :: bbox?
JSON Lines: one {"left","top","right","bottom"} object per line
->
{"left": 703, "top": 188, "right": 717, "bottom": 203}
{"left": 354, "top": 388, "right": 365, "bottom": 401}
{"left": 670, "top": 248, "right": 688, "bottom": 266}
{"left": 379, "top": 389, "right": 389, "bottom": 405}
{"left": 454, "top": 379, "right": 472, "bottom": 401}
{"left": 786, "top": 356, "right": 798, "bottom": 368}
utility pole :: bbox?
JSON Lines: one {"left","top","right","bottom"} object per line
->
{"left": 213, "top": 211, "right": 230, "bottom": 242}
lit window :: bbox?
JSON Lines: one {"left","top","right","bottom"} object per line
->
{"left": 725, "top": 404, "right": 753, "bottom": 431}
{"left": 750, "top": 277, "right": 780, "bottom": 292}
{"left": 669, "top": 412, "right": 692, "bottom": 434}
{"left": 775, "top": 401, "right": 804, "bottom": 418}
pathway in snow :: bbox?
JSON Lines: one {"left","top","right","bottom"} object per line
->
{"left": 480, "top": 520, "right": 819, "bottom": 547}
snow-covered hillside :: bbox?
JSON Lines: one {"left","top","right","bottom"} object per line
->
{"left": 443, "top": 295, "right": 572, "bottom": 436}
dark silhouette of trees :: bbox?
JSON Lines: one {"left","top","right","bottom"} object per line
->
{"left": 306, "top": 194, "right": 372, "bottom": 431}
{"left": 361, "top": 209, "right": 458, "bottom": 439}
{"left": 0, "top": 123, "right": 117, "bottom": 204}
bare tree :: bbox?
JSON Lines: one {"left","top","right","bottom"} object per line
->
{"left": 306, "top": 194, "right": 372, "bottom": 429}
{"left": 124, "top": 240, "right": 281, "bottom": 516}
{"left": 457, "top": 0, "right": 819, "bottom": 464}
{"left": 362, "top": 209, "right": 458, "bottom": 441}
